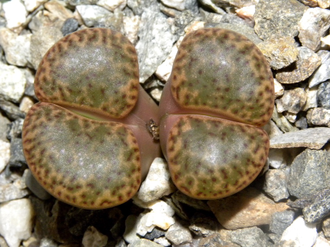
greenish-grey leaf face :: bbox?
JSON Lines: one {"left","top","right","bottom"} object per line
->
{"left": 22, "top": 28, "right": 154, "bottom": 209}
{"left": 160, "top": 28, "right": 274, "bottom": 199}
{"left": 23, "top": 103, "right": 141, "bottom": 208}
{"left": 167, "top": 115, "right": 269, "bottom": 199}
{"left": 35, "top": 28, "right": 139, "bottom": 119}
{"left": 170, "top": 28, "right": 274, "bottom": 127}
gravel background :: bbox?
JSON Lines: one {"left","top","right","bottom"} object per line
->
{"left": 0, "top": 0, "right": 330, "bottom": 247}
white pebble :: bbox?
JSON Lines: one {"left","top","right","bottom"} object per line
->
{"left": 0, "top": 140, "right": 10, "bottom": 173}
{"left": 3, "top": 0, "right": 28, "bottom": 29}
{"left": 0, "top": 199, "right": 34, "bottom": 247}
{"left": 136, "top": 200, "right": 175, "bottom": 236}
{"left": 160, "top": 0, "right": 185, "bottom": 11}
{"left": 23, "top": 0, "right": 47, "bottom": 12}
{"left": 19, "top": 96, "right": 34, "bottom": 114}
{"left": 97, "top": 0, "right": 127, "bottom": 11}
{"left": 82, "top": 226, "right": 108, "bottom": 247}
{"left": 136, "top": 158, "right": 175, "bottom": 203}
{"left": 0, "top": 62, "right": 27, "bottom": 103}
{"left": 280, "top": 216, "right": 317, "bottom": 247}
{"left": 314, "top": 235, "right": 330, "bottom": 247}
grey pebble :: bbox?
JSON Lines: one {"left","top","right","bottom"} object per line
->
{"left": 61, "top": 18, "right": 79, "bottom": 36}
{"left": 287, "top": 149, "right": 330, "bottom": 199}
{"left": 317, "top": 81, "right": 330, "bottom": 110}
{"left": 230, "top": 227, "right": 273, "bottom": 247}
{"left": 269, "top": 210, "right": 296, "bottom": 236}
{"left": 303, "top": 189, "right": 330, "bottom": 223}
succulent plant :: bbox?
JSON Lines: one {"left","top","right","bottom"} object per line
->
{"left": 23, "top": 27, "right": 274, "bottom": 209}
{"left": 22, "top": 28, "right": 160, "bottom": 209}
{"left": 159, "top": 28, "right": 274, "bottom": 199}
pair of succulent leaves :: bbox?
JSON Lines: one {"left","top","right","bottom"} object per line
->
{"left": 22, "top": 28, "right": 274, "bottom": 209}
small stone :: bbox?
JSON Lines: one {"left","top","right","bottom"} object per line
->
{"left": 283, "top": 112, "right": 297, "bottom": 123}
{"left": 235, "top": 5, "right": 255, "bottom": 21}
{"left": 0, "top": 28, "right": 32, "bottom": 67}
{"left": 6, "top": 118, "right": 24, "bottom": 141}
{"left": 276, "top": 87, "right": 306, "bottom": 114}
{"left": 198, "top": 0, "right": 227, "bottom": 14}
{"left": 19, "top": 96, "right": 34, "bottom": 114}
{"left": 8, "top": 138, "right": 26, "bottom": 168}
{"left": 29, "top": 12, "right": 63, "bottom": 69}
{"left": 123, "top": 15, "right": 140, "bottom": 44}
{"left": 303, "top": 189, "right": 330, "bottom": 223}
{"left": 61, "top": 18, "right": 79, "bottom": 36}
{"left": 136, "top": 5, "right": 178, "bottom": 82}
{"left": 123, "top": 215, "right": 141, "bottom": 244}
{"left": 276, "top": 47, "right": 321, "bottom": 84}
{"left": 144, "top": 227, "right": 166, "bottom": 240}
{"left": 198, "top": 232, "right": 226, "bottom": 246}
{"left": 97, "top": 0, "right": 127, "bottom": 11}
{"left": 128, "top": 238, "right": 163, "bottom": 247}
{"left": 0, "top": 140, "right": 10, "bottom": 173}
{"left": 304, "top": 87, "right": 318, "bottom": 111}
{"left": 318, "top": 0, "right": 330, "bottom": 8}
{"left": 269, "top": 210, "right": 296, "bottom": 236}
{"left": 298, "top": 0, "right": 318, "bottom": 7}
{"left": 323, "top": 217, "right": 330, "bottom": 239}
{"left": 295, "top": 115, "right": 308, "bottom": 129}
{"left": 207, "top": 187, "right": 289, "bottom": 230}
{"left": 0, "top": 62, "right": 27, "bottom": 103}
{"left": 39, "top": 238, "right": 58, "bottom": 247}
{"left": 0, "top": 198, "right": 34, "bottom": 247}
{"left": 136, "top": 200, "right": 175, "bottom": 236}
{"left": 0, "top": 171, "right": 30, "bottom": 203}
{"left": 136, "top": 158, "right": 176, "bottom": 203}
{"left": 23, "top": 0, "right": 47, "bottom": 12}
{"left": 298, "top": 7, "right": 330, "bottom": 51}
{"left": 44, "top": 1, "right": 73, "bottom": 21}
{"left": 254, "top": 0, "right": 306, "bottom": 40}
{"left": 82, "top": 226, "right": 108, "bottom": 247}
{"left": 307, "top": 108, "right": 330, "bottom": 127}
{"left": 257, "top": 36, "right": 299, "bottom": 70}
{"left": 160, "top": 0, "right": 185, "bottom": 11}
{"left": 188, "top": 212, "right": 220, "bottom": 237}
{"left": 314, "top": 236, "right": 330, "bottom": 247}
{"left": 287, "top": 149, "right": 330, "bottom": 199}
{"left": 270, "top": 127, "right": 330, "bottom": 149}
{"left": 268, "top": 149, "right": 287, "bottom": 169}
{"left": 272, "top": 106, "right": 299, "bottom": 133}
{"left": 274, "top": 79, "right": 284, "bottom": 97}
{"left": 0, "top": 98, "right": 25, "bottom": 121}
{"left": 263, "top": 168, "right": 290, "bottom": 202}
{"left": 76, "top": 5, "right": 114, "bottom": 27}
{"left": 229, "top": 227, "right": 272, "bottom": 247}
{"left": 165, "top": 222, "right": 193, "bottom": 245}
{"left": 154, "top": 237, "right": 171, "bottom": 247}
{"left": 3, "top": 0, "right": 28, "bottom": 29}
{"left": 0, "top": 114, "right": 10, "bottom": 142}
{"left": 279, "top": 216, "right": 317, "bottom": 247}
{"left": 155, "top": 39, "right": 180, "bottom": 82}
{"left": 309, "top": 50, "right": 330, "bottom": 88}
{"left": 317, "top": 81, "right": 330, "bottom": 110}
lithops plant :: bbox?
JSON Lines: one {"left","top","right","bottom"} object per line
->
{"left": 159, "top": 28, "right": 274, "bottom": 199}
{"left": 22, "top": 28, "right": 160, "bottom": 209}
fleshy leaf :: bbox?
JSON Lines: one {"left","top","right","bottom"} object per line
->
{"left": 166, "top": 115, "right": 269, "bottom": 199}
{"left": 34, "top": 28, "right": 139, "bottom": 119}
{"left": 169, "top": 28, "right": 274, "bottom": 126}
{"left": 23, "top": 102, "right": 141, "bottom": 209}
